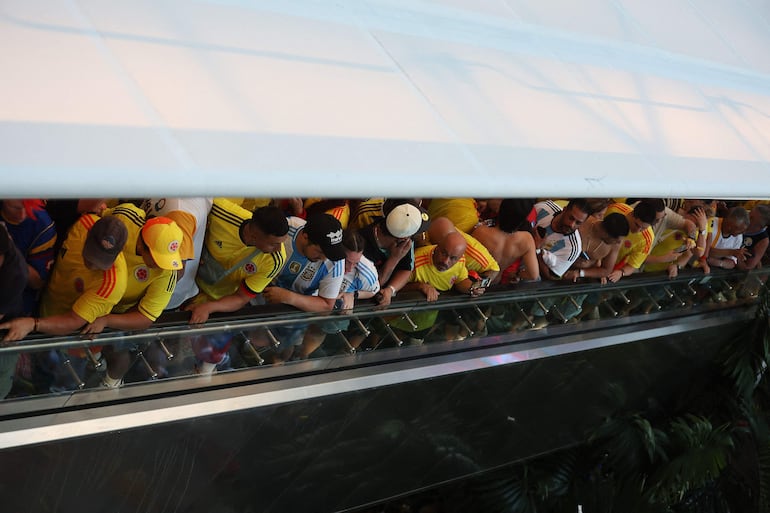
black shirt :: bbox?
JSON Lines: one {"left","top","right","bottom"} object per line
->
{"left": 360, "top": 222, "right": 414, "bottom": 274}
{"left": 0, "top": 223, "right": 28, "bottom": 317}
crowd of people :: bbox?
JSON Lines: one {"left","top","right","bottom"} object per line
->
{"left": 0, "top": 196, "right": 768, "bottom": 397}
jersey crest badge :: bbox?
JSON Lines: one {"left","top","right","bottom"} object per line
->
{"left": 134, "top": 266, "right": 149, "bottom": 282}
{"left": 244, "top": 262, "right": 257, "bottom": 274}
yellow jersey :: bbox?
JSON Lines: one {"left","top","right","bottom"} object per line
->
{"left": 427, "top": 199, "right": 479, "bottom": 233}
{"left": 198, "top": 198, "right": 286, "bottom": 300}
{"left": 459, "top": 231, "right": 499, "bottom": 273}
{"left": 643, "top": 228, "right": 690, "bottom": 272}
{"left": 411, "top": 245, "right": 469, "bottom": 290}
{"left": 41, "top": 214, "right": 127, "bottom": 323}
{"left": 107, "top": 204, "right": 177, "bottom": 321}
{"left": 350, "top": 198, "right": 384, "bottom": 230}
{"left": 606, "top": 203, "right": 654, "bottom": 270}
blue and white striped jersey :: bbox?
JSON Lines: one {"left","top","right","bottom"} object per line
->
{"left": 276, "top": 217, "right": 344, "bottom": 299}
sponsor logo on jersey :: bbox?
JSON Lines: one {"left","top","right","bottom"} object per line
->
{"left": 215, "top": 240, "right": 223, "bottom": 249}
{"left": 289, "top": 261, "right": 302, "bottom": 274}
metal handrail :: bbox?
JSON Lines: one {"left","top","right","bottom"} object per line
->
{"left": 0, "top": 267, "right": 765, "bottom": 355}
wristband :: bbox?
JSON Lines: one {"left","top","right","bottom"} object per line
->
{"left": 388, "top": 285, "right": 397, "bottom": 297}
{"left": 579, "top": 269, "right": 585, "bottom": 278}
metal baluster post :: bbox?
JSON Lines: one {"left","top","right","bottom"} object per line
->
{"left": 61, "top": 353, "right": 85, "bottom": 390}
{"left": 136, "top": 347, "right": 158, "bottom": 380}
{"left": 156, "top": 337, "right": 174, "bottom": 361}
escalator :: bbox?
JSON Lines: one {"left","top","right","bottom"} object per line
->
{"left": 0, "top": 269, "right": 765, "bottom": 513}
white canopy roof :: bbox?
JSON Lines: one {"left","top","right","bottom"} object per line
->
{"left": 2, "top": 0, "right": 770, "bottom": 199}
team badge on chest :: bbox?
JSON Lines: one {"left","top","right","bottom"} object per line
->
{"left": 134, "top": 266, "right": 149, "bottom": 282}
{"left": 244, "top": 262, "right": 257, "bottom": 275}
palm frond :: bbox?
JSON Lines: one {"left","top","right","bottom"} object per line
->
{"left": 590, "top": 413, "right": 668, "bottom": 479}
{"left": 646, "top": 415, "right": 734, "bottom": 505}
{"left": 720, "top": 282, "right": 770, "bottom": 400}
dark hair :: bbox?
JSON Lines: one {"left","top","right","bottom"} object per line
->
{"left": 498, "top": 198, "right": 536, "bottom": 233}
{"left": 251, "top": 205, "right": 289, "bottom": 237}
{"left": 633, "top": 201, "right": 657, "bottom": 225}
{"left": 375, "top": 217, "right": 395, "bottom": 238}
{"left": 602, "top": 213, "right": 629, "bottom": 238}
{"left": 638, "top": 198, "right": 665, "bottom": 213}
{"left": 565, "top": 198, "right": 593, "bottom": 216}
{"left": 382, "top": 198, "right": 421, "bottom": 217}
{"left": 342, "top": 230, "right": 366, "bottom": 252}
{"left": 754, "top": 205, "right": 770, "bottom": 227}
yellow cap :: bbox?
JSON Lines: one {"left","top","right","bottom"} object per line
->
{"left": 162, "top": 210, "right": 197, "bottom": 261}
{"left": 141, "top": 217, "right": 184, "bottom": 270}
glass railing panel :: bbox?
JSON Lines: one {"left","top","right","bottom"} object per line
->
{"left": 0, "top": 268, "right": 767, "bottom": 406}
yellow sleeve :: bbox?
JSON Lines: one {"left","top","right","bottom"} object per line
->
{"left": 243, "top": 247, "right": 286, "bottom": 295}
{"left": 135, "top": 271, "right": 177, "bottom": 321}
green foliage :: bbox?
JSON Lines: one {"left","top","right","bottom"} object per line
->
{"left": 470, "top": 449, "right": 579, "bottom": 513}
{"left": 396, "top": 277, "right": 770, "bottom": 513}
{"left": 590, "top": 413, "right": 668, "bottom": 479}
{"left": 646, "top": 415, "right": 734, "bottom": 504}
{"left": 721, "top": 284, "right": 770, "bottom": 401}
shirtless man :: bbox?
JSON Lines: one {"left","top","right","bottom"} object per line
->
{"left": 470, "top": 199, "right": 539, "bottom": 283}
{"left": 562, "top": 213, "right": 629, "bottom": 283}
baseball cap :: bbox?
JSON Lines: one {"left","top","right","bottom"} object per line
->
{"left": 386, "top": 203, "right": 430, "bottom": 238}
{"left": 141, "top": 217, "right": 184, "bottom": 270}
{"left": 161, "top": 210, "right": 196, "bottom": 261}
{"left": 83, "top": 215, "right": 128, "bottom": 270}
{"left": 304, "top": 212, "right": 345, "bottom": 261}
